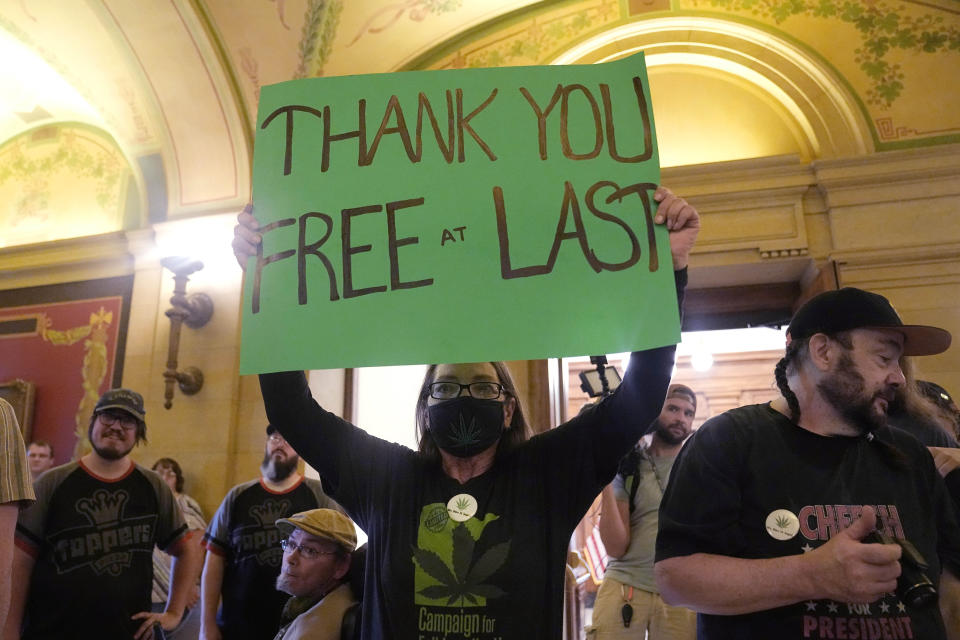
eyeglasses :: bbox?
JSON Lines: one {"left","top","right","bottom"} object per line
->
{"left": 97, "top": 411, "right": 138, "bottom": 429}
{"left": 428, "top": 381, "right": 504, "bottom": 400}
{"left": 280, "top": 538, "right": 338, "bottom": 559}
{"left": 268, "top": 433, "right": 286, "bottom": 444}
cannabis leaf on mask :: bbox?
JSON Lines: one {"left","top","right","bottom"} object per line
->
{"left": 449, "top": 414, "right": 483, "bottom": 447}
{"left": 413, "top": 523, "right": 510, "bottom": 606}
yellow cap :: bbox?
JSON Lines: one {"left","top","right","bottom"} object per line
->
{"left": 276, "top": 508, "right": 356, "bottom": 552}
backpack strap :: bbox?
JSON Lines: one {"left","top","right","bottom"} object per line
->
{"left": 617, "top": 444, "right": 644, "bottom": 514}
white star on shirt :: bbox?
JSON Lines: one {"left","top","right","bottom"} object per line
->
{"left": 897, "top": 602, "right": 906, "bottom": 613}
{"left": 826, "top": 602, "right": 839, "bottom": 613}
{"left": 801, "top": 543, "right": 814, "bottom": 553}
{"left": 805, "top": 601, "right": 817, "bottom": 611}
{"left": 879, "top": 602, "right": 890, "bottom": 613}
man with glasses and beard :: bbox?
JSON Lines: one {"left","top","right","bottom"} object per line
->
{"left": 589, "top": 384, "right": 699, "bottom": 639}
{"left": 200, "top": 425, "right": 338, "bottom": 640}
{"left": 655, "top": 288, "right": 960, "bottom": 639}
{"left": 6, "top": 388, "right": 202, "bottom": 640}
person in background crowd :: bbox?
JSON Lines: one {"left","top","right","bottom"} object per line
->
{"left": 152, "top": 457, "right": 207, "bottom": 639}
{"left": 655, "top": 287, "right": 960, "bottom": 639}
{"left": 588, "top": 384, "right": 699, "bottom": 639}
{"left": 888, "top": 361, "right": 959, "bottom": 448}
{"left": 25, "top": 441, "right": 54, "bottom": 481}
{"left": 1, "top": 399, "right": 35, "bottom": 634}
{"left": 200, "top": 425, "right": 339, "bottom": 640}
{"left": 888, "top": 369, "right": 960, "bottom": 515}
{"left": 6, "top": 388, "right": 202, "bottom": 640}
{"left": 917, "top": 379, "right": 960, "bottom": 441}
{"left": 231, "top": 186, "right": 700, "bottom": 639}
{"left": 918, "top": 379, "right": 960, "bottom": 500}
{"left": 272, "top": 508, "right": 358, "bottom": 640}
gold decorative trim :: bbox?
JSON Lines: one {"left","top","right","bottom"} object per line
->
{"left": 35, "top": 306, "right": 114, "bottom": 460}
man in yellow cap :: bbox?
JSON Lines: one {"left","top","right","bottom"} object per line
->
{"left": 272, "top": 508, "right": 358, "bottom": 640}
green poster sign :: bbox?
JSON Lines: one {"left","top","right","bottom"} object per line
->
{"left": 241, "top": 51, "right": 678, "bottom": 373}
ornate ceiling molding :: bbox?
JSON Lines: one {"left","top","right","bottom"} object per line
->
{"left": 551, "top": 16, "right": 873, "bottom": 159}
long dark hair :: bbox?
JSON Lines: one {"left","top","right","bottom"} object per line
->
{"left": 414, "top": 362, "right": 531, "bottom": 462}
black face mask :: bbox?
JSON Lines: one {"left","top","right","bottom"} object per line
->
{"left": 427, "top": 396, "right": 505, "bottom": 458}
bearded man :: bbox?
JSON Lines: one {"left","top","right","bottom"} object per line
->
{"left": 655, "top": 288, "right": 960, "bottom": 640}
{"left": 589, "top": 384, "right": 699, "bottom": 640}
{"left": 6, "top": 388, "right": 202, "bottom": 640}
{"left": 200, "top": 425, "right": 340, "bottom": 640}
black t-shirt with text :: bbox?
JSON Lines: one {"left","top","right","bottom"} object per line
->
{"left": 16, "top": 460, "right": 186, "bottom": 640}
{"left": 258, "top": 270, "right": 686, "bottom": 640}
{"left": 657, "top": 403, "right": 960, "bottom": 640}
{"left": 260, "top": 345, "right": 676, "bottom": 640}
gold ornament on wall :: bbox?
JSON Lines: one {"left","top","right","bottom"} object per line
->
{"left": 39, "top": 307, "right": 113, "bottom": 459}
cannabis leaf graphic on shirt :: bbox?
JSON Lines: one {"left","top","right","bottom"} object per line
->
{"left": 413, "top": 523, "right": 509, "bottom": 606}
{"left": 776, "top": 515, "right": 792, "bottom": 529}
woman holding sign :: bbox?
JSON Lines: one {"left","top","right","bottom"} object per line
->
{"left": 231, "top": 186, "right": 698, "bottom": 640}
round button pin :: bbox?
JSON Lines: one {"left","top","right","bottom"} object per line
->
{"left": 447, "top": 493, "right": 478, "bottom": 522}
{"left": 765, "top": 509, "right": 800, "bottom": 540}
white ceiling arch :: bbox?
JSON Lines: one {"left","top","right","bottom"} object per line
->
{"left": 0, "top": 0, "right": 252, "bottom": 226}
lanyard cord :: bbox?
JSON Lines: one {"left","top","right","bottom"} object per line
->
{"left": 642, "top": 445, "right": 666, "bottom": 495}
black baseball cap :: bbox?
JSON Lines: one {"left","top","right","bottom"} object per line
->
{"left": 94, "top": 388, "right": 146, "bottom": 422}
{"left": 266, "top": 424, "right": 278, "bottom": 436}
{"left": 788, "top": 288, "right": 951, "bottom": 356}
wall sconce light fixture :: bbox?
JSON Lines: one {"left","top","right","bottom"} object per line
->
{"left": 161, "top": 256, "right": 214, "bottom": 409}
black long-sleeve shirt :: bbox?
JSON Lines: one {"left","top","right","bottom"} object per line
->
{"left": 259, "top": 269, "right": 686, "bottom": 640}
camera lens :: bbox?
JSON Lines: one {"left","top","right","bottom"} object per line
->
{"left": 899, "top": 575, "right": 937, "bottom": 608}
{"left": 864, "top": 531, "right": 938, "bottom": 608}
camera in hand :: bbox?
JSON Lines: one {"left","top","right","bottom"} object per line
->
{"left": 863, "top": 530, "right": 937, "bottom": 607}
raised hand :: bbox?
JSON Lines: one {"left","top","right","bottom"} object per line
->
{"left": 231, "top": 203, "right": 262, "bottom": 269}
{"left": 653, "top": 186, "right": 699, "bottom": 270}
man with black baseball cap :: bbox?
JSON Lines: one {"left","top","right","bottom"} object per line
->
{"left": 7, "top": 388, "right": 203, "bottom": 640}
{"left": 654, "top": 287, "right": 960, "bottom": 639}
{"left": 785, "top": 287, "right": 951, "bottom": 355}
{"left": 201, "top": 425, "right": 339, "bottom": 640}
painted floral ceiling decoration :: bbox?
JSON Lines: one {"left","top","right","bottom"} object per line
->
{"left": 0, "top": 0, "right": 955, "bottom": 248}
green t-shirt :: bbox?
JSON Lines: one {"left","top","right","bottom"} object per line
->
{"left": 603, "top": 447, "right": 677, "bottom": 592}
